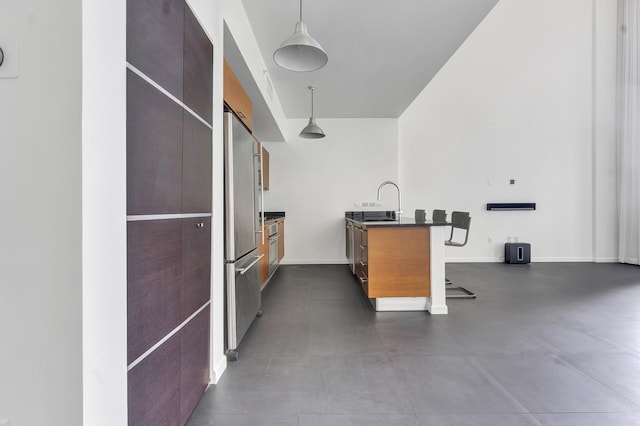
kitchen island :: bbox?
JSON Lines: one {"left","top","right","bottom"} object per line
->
{"left": 346, "top": 213, "right": 448, "bottom": 314}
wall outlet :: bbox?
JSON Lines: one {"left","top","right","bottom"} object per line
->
{"left": 514, "top": 236, "right": 519, "bottom": 242}
{"left": 353, "top": 202, "right": 361, "bottom": 207}
{"left": 488, "top": 237, "right": 492, "bottom": 243}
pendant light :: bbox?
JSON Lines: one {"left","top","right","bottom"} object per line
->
{"left": 300, "top": 86, "right": 325, "bottom": 139}
{"left": 273, "top": 0, "right": 328, "bottom": 72}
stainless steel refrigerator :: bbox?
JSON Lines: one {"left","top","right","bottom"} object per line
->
{"left": 224, "top": 112, "right": 264, "bottom": 360}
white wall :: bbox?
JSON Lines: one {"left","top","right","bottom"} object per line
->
{"left": 0, "top": 1, "right": 84, "bottom": 425}
{"left": 593, "top": 0, "right": 619, "bottom": 262}
{"left": 264, "top": 118, "right": 399, "bottom": 264}
{"left": 82, "top": 0, "right": 128, "bottom": 425}
{"left": 399, "top": 0, "right": 618, "bottom": 262}
{"left": 188, "top": 0, "right": 227, "bottom": 384}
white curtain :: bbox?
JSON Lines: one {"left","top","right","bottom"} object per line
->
{"left": 618, "top": 0, "right": 640, "bottom": 264}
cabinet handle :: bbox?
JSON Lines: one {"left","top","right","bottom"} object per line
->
{"left": 359, "top": 245, "right": 367, "bottom": 250}
{"left": 195, "top": 222, "right": 205, "bottom": 228}
{"left": 358, "top": 275, "right": 368, "bottom": 284}
{"left": 238, "top": 111, "right": 246, "bottom": 119}
{"left": 359, "top": 261, "right": 367, "bottom": 267}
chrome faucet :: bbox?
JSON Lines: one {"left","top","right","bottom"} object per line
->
{"left": 376, "top": 181, "right": 402, "bottom": 218}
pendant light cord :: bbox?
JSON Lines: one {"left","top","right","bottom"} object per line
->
{"left": 300, "top": 0, "right": 303, "bottom": 21}
{"left": 311, "top": 88, "right": 314, "bottom": 117}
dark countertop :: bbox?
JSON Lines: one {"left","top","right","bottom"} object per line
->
{"left": 346, "top": 216, "right": 449, "bottom": 228}
{"left": 261, "top": 211, "right": 285, "bottom": 223}
{"left": 345, "top": 211, "right": 449, "bottom": 228}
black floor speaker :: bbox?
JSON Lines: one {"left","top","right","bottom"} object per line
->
{"left": 505, "top": 242, "right": 531, "bottom": 264}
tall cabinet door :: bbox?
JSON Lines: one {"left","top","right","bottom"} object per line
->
{"left": 181, "top": 217, "right": 211, "bottom": 321}
{"left": 127, "top": 0, "right": 212, "bottom": 424}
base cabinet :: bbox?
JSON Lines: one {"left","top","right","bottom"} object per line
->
{"left": 259, "top": 223, "right": 269, "bottom": 286}
{"left": 353, "top": 224, "right": 431, "bottom": 298}
{"left": 128, "top": 307, "right": 210, "bottom": 426}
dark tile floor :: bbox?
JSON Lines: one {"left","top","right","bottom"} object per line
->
{"left": 188, "top": 263, "right": 640, "bottom": 425}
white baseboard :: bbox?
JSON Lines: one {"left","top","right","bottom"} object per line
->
{"left": 210, "top": 355, "right": 227, "bottom": 384}
{"left": 530, "top": 257, "right": 595, "bottom": 262}
{"left": 281, "top": 257, "right": 617, "bottom": 265}
{"left": 280, "top": 259, "right": 349, "bottom": 265}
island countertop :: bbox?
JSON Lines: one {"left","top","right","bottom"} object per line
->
{"left": 346, "top": 216, "right": 450, "bottom": 228}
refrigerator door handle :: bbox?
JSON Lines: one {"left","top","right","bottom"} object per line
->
{"left": 237, "top": 254, "right": 265, "bottom": 275}
{"left": 259, "top": 142, "right": 265, "bottom": 245}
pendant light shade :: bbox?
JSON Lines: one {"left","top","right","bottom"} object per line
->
{"left": 300, "top": 86, "right": 325, "bottom": 139}
{"left": 274, "top": 0, "right": 328, "bottom": 72}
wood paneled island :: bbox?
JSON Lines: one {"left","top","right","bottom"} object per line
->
{"left": 346, "top": 214, "right": 448, "bottom": 314}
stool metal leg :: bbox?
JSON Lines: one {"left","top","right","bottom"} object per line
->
{"left": 445, "top": 278, "right": 476, "bottom": 299}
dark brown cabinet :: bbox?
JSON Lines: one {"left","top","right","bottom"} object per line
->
{"left": 127, "top": 70, "right": 183, "bottom": 216}
{"left": 127, "top": 0, "right": 184, "bottom": 101}
{"left": 182, "top": 111, "right": 212, "bottom": 214}
{"left": 128, "top": 306, "right": 210, "bottom": 426}
{"left": 181, "top": 217, "right": 211, "bottom": 321}
{"left": 127, "top": 219, "right": 182, "bottom": 364}
{"left": 179, "top": 307, "right": 210, "bottom": 425}
{"left": 128, "top": 333, "right": 181, "bottom": 426}
{"left": 127, "top": 0, "right": 212, "bottom": 423}
{"left": 127, "top": 71, "right": 212, "bottom": 216}
{"left": 183, "top": 6, "right": 213, "bottom": 124}
{"left": 261, "top": 146, "right": 270, "bottom": 190}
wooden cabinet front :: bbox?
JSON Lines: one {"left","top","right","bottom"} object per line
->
{"left": 259, "top": 223, "right": 269, "bottom": 286}
{"left": 277, "top": 219, "right": 284, "bottom": 261}
{"left": 223, "top": 60, "right": 253, "bottom": 131}
{"left": 367, "top": 227, "right": 430, "bottom": 298}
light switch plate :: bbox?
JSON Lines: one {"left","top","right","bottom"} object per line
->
{"left": 0, "top": 37, "right": 19, "bottom": 79}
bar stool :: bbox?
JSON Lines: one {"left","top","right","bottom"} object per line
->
{"left": 444, "top": 211, "right": 476, "bottom": 299}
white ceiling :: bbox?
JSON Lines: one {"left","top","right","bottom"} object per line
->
{"left": 239, "top": 0, "right": 499, "bottom": 120}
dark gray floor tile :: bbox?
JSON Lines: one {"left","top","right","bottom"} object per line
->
{"left": 187, "top": 414, "right": 299, "bottom": 425}
{"left": 446, "top": 318, "right": 550, "bottom": 355}
{"left": 298, "top": 414, "right": 419, "bottom": 426}
{"left": 587, "top": 324, "right": 640, "bottom": 355}
{"left": 306, "top": 322, "right": 385, "bottom": 355}
{"left": 476, "top": 353, "right": 637, "bottom": 413}
{"left": 189, "top": 388, "right": 301, "bottom": 416}
{"left": 560, "top": 352, "right": 640, "bottom": 406}
{"left": 515, "top": 319, "right": 629, "bottom": 355}
{"left": 213, "top": 356, "right": 307, "bottom": 392}
{"left": 237, "top": 310, "right": 310, "bottom": 357}
{"left": 374, "top": 315, "right": 468, "bottom": 356}
{"left": 187, "top": 263, "right": 640, "bottom": 424}
{"left": 391, "top": 355, "right": 527, "bottom": 414}
{"left": 534, "top": 412, "right": 640, "bottom": 425}
{"left": 300, "top": 355, "right": 413, "bottom": 415}
{"left": 414, "top": 413, "right": 543, "bottom": 426}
